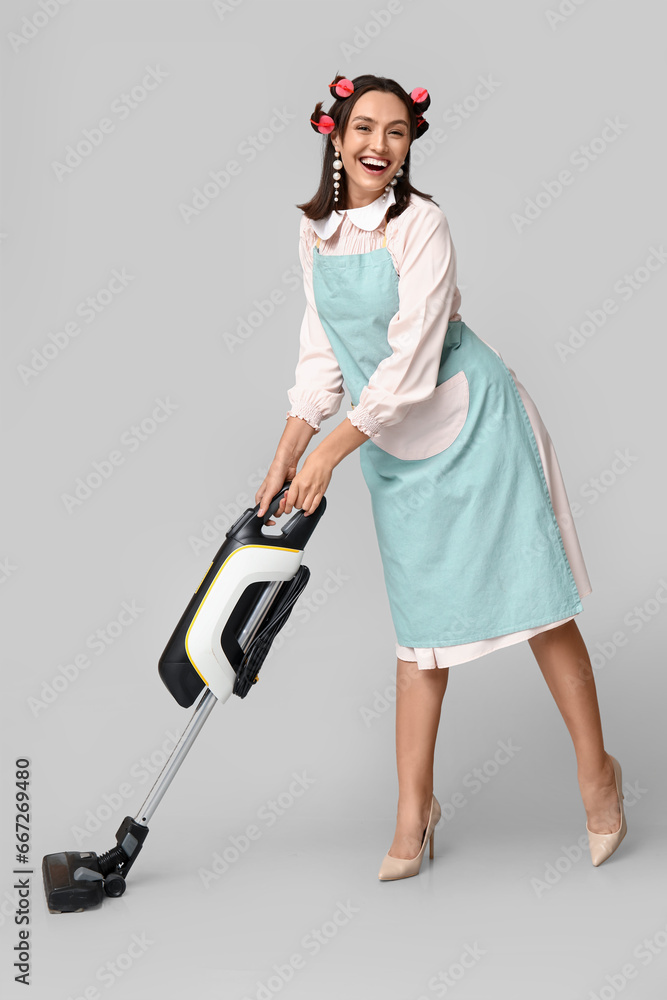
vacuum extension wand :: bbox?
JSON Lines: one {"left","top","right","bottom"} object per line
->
{"left": 42, "top": 483, "right": 326, "bottom": 913}
{"left": 138, "top": 578, "right": 283, "bottom": 825}
{"left": 138, "top": 688, "right": 218, "bottom": 825}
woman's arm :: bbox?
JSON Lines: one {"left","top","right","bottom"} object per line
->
{"left": 279, "top": 413, "right": 369, "bottom": 467}
{"left": 284, "top": 215, "right": 346, "bottom": 433}
{"left": 258, "top": 413, "right": 368, "bottom": 519}
{"left": 275, "top": 414, "right": 369, "bottom": 518}
{"left": 277, "top": 414, "right": 318, "bottom": 462}
{"left": 257, "top": 214, "right": 361, "bottom": 518}
{"left": 345, "top": 202, "right": 461, "bottom": 440}
{"left": 310, "top": 414, "right": 370, "bottom": 468}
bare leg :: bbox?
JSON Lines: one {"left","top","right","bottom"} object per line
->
{"left": 388, "top": 657, "right": 450, "bottom": 859}
{"left": 528, "top": 619, "right": 621, "bottom": 834}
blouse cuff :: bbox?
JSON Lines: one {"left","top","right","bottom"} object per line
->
{"left": 286, "top": 400, "right": 322, "bottom": 433}
{"left": 347, "top": 405, "right": 382, "bottom": 440}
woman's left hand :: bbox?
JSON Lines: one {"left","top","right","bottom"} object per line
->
{"left": 274, "top": 452, "right": 334, "bottom": 518}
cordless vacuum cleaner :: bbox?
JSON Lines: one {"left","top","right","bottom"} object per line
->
{"left": 42, "top": 483, "right": 324, "bottom": 913}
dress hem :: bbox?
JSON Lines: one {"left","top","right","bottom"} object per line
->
{"left": 394, "top": 596, "right": 587, "bottom": 648}
{"left": 396, "top": 588, "right": 592, "bottom": 668}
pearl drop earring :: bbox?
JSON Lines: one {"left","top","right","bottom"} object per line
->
{"left": 332, "top": 150, "right": 342, "bottom": 203}
{"left": 383, "top": 162, "right": 404, "bottom": 200}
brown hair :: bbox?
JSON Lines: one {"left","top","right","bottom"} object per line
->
{"left": 296, "top": 72, "right": 438, "bottom": 223}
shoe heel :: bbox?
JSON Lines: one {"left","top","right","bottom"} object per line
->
{"left": 429, "top": 830, "right": 435, "bottom": 860}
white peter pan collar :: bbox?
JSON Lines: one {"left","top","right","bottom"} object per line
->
{"left": 310, "top": 186, "right": 396, "bottom": 239}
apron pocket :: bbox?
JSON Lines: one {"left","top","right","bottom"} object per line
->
{"left": 372, "top": 369, "right": 469, "bottom": 461}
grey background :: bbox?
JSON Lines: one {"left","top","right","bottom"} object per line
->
{"left": 2, "top": 1, "right": 666, "bottom": 997}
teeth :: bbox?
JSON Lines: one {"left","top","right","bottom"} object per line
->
{"left": 360, "top": 157, "right": 389, "bottom": 167}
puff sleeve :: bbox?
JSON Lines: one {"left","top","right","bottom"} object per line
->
{"left": 346, "top": 203, "right": 461, "bottom": 440}
{"left": 285, "top": 215, "right": 345, "bottom": 433}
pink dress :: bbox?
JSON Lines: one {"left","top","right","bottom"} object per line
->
{"left": 286, "top": 190, "right": 592, "bottom": 668}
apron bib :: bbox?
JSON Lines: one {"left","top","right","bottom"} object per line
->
{"left": 311, "top": 234, "right": 583, "bottom": 647}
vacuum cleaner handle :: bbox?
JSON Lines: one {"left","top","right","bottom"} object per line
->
{"left": 235, "top": 480, "right": 327, "bottom": 550}
{"left": 257, "top": 481, "right": 292, "bottom": 526}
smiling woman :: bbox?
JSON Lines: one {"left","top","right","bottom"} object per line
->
{"left": 254, "top": 72, "right": 625, "bottom": 880}
{"left": 335, "top": 100, "right": 411, "bottom": 194}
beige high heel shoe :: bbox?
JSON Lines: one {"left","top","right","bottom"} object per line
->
{"left": 586, "top": 754, "right": 627, "bottom": 866}
{"left": 378, "top": 794, "right": 441, "bottom": 881}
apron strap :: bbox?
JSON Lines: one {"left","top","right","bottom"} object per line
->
{"left": 315, "top": 218, "right": 388, "bottom": 250}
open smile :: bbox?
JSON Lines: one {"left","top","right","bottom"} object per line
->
{"left": 359, "top": 156, "right": 391, "bottom": 175}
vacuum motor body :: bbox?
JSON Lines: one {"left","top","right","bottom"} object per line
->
{"left": 158, "top": 498, "right": 323, "bottom": 705}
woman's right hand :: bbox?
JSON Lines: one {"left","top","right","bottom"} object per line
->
{"left": 255, "top": 454, "right": 298, "bottom": 525}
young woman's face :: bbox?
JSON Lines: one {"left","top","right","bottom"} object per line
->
{"left": 331, "top": 90, "right": 412, "bottom": 208}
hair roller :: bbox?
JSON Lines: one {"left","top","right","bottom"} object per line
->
{"left": 410, "top": 86, "right": 431, "bottom": 114}
{"left": 415, "top": 114, "right": 429, "bottom": 138}
{"left": 309, "top": 101, "right": 336, "bottom": 134}
{"left": 328, "top": 75, "right": 354, "bottom": 100}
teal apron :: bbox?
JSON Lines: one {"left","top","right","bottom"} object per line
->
{"left": 311, "top": 237, "right": 583, "bottom": 647}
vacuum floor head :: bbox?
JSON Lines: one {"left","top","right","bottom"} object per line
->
{"left": 43, "top": 816, "right": 143, "bottom": 912}
{"left": 42, "top": 852, "right": 106, "bottom": 913}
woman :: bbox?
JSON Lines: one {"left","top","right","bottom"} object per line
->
{"left": 255, "top": 73, "right": 626, "bottom": 880}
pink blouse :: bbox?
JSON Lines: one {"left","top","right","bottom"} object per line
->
{"left": 286, "top": 188, "right": 462, "bottom": 439}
